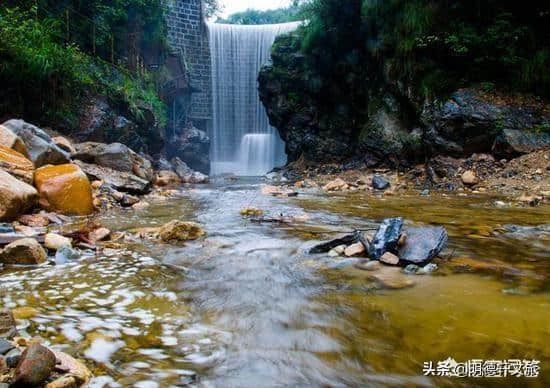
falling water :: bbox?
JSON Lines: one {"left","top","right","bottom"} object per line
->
{"left": 207, "top": 22, "right": 301, "bottom": 176}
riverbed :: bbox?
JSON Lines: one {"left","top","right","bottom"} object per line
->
{"left": 1, "top": 178, "right": 549, "bottom": 387}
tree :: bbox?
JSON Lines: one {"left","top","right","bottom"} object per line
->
{"left": 204, "top": 0, "right": 223, "bottom": 19}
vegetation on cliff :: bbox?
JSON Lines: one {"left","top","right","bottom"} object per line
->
{"left": 0, "top": 1, "right": 167, "bottom": 136}
{"left": 216, "top": 1, "right": 304, "bottom": 25}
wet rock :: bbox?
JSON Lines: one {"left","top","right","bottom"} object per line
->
{"left": 309, "top": 232, "right": 360, "bottom": 254}
{"left": 398, "top": 226, "right": 448, "bottom": 264}
{"left": 74, "top": 160, "right": 150, "bottom": 195}
{"left": 369, "top": 266, "right": 415, "bottom": 289}
{"left": 380, "top": 252, "right": 400, "bottom": 265}
{"left": 172, "top": 157, "right": 209, "bottom": 184}
{"left": 322, "top": 178, "right": 348, "bottom": 192}
{"left": 5, "top": 347, "right": 22, "bottom": 368}
{"left": 154, "top": 170, "right": 182, "bottom": 187}
{"left": 328, "top": 244, "right": 346, "bottom": 257}
{"left": 120, "top": 194, "right": 140, "bottom": 207}
{"left": 0, "top": 123, "right": 29, "bottom": 156}
{"left": 417, "top": 263, "right": 438, "bottom": 274}
{"left": 461, "top": 170, "right": 478, "bottom": 186}
{"left": 372, "top": 175, "right": 390, "bottom": 190}
{"left": 132, "top": 201, "right": 150, "bottom": 211}
{"left": 0, "top": 238, "right": 46, "bottom": 265}
{"left": 88, "top": 227, "right": 111, "bottom": 243}
{"left": 52, "top": 350, "right": 92, "bottom": 386}
{"left": 0, "top": 339, "right": 14, "bottom": 355}
{"left": 44, "top": 233, "right": 72, "bottom": 250}
{"left": 403, "top": 264, "right": 420, "bottom": 274}
{"left": 371, "top": 218, "right": 404, "bottom": 260}
{"left": 0, "top": 223, "right": 14, "bottom": 233}
{"left": 73, "top": 142, "right": 153, "bottom": 182}
{"left": 355, "top": 260, "right": 382, "bottom": 271}
{"left": 0, "top": 144, "right": 34, "bottom": 183}
{"left": 344, "top": 242, "right": 365, "bottom": 257}
{"left": 0, "top": 310, "right": 17, "bottom": 340}
{"left": 18, "top": 214, "right": 51, "bottom": 227}
{"left": 34, "top": 164, "right": 94, "bottom": 216}
{"left": 55, "top": 247, "right": 80, "bottom": 264}
{"left": 51, "top": 136, "right": 75, "bottom": 154}
{"left": 0, "top": 170, "right": 38, "bottom": 222}
{"left": 13, "top": 342, "right": 56, "bottom": 386}
{"left": 45, "top": 375, "right": 77, "bottom": 388}
{"left": 1, "top": 119, "right": 69, "bottom": 167}
{"left": 493, "top": 128, "right": 550, "bottom": 155}
{"left": 158, "top": 220, "right": 205, "bottom": 242}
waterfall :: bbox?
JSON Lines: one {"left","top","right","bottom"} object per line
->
{"left": 207, "top": 21, "right": 301, "bottom": 176}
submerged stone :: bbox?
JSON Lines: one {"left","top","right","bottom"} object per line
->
{"left": 398, "top": 226, "right": 448, "bottom": 264}
{"left": 372, "top": 175, "right": 390, "bottom": 190}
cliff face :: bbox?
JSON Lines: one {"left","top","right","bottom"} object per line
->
{"left": 259, "top": 34, "right": 550, "bottom": 169}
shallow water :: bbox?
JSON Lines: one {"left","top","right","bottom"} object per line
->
{"left": 1, "top": 179, "right": 549, "bottom": 387}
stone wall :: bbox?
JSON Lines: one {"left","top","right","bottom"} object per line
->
{"left": 164, "top": 0, "right": 211, "bottom": 124}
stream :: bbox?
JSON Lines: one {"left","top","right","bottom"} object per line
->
{"left": 1, "top": 178, "right": 549, "bottom": 387}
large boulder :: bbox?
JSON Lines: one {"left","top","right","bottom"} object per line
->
{"left": 166, "top": 126, "right": 211, "bottom": 174}
{"left": 0, "top": 123, "right": 29, "bottom": 156}
{"left": 172, "top": 157, "right": 209, "bottom": 184}
{"left": 75, "top": 160, "right": 150, "bottom": 194}
{"left": 0, "top": 144, "right": 34, "bottom": 183}
{"left": 0, "top": 170, "right": 38, "bottom": 221}
{"left": 34, "top": 164, "right": 94, "bottom": 216}
{"left": 13, "top": 342, "right": 56, "bottom": 386}
{"left": 73, "top": 142, "right": 153, "bottom": 182}
{"left": 422, "top": 89, "right": 550, "bottom": 157}
{"left": 1, "top": 119, "right": 69, "bottom": 167}
{"left": 493, "top": 128, "right": 550, "bottom": 156}
{"left": 0, "top": 238, "right": 47, "bottom": 265}
{"left": 398, "top": 226, "right": 448, "bottom": 264}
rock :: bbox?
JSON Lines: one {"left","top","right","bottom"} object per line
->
{"left": 0, "top": 356, "right": 6, "bottom": 374}
{"left": 18, "top": 214, "right": 51, "bottom": 227}
{"left": 0, "top": 122, "right": 29, "bottom": 156}
{"left": 120, "top": 194, "right": 140, "bottom": 207}
{"left": 328, "top": 244, "right": 346, "bottom": 257}
{"left": 261, "top": 185, "right": 298, "bottom": 197}
{"left": 0, "top": 339, "right": 14, "bottom": 355}
{"left": 166, "top": 126, "right": 211, "bottom": 174}
{"left": 0, "top": 223, "right": 14, "bottom": 233}
{"left": 369, "top": 266, "right": 415, "bottom": 289}
{"left": 172, "top": 157, "right": 209, "bottom": 184}
{"left": 132, "top": 201, "right": 150, "bottom": 211}
{"left": 417, "top": 263, "right": 438, "bottom": 274}
{"left": 89, "top": 227, "right": 111, "bottom": 243}
{"left": 75, "top": 160, "right": 150, "bottom": 194}
{"left": 154, "top": 170, "right": 182, "bottom": 187}
{"left": 240, "top": 207, "right": 264, "bottom": 217}
{"left": 344, "top": 242, "right": 366, "bottom": 257}
{"left": 398, "top": 226, "right": 448, "bottom": 264}
{"left": 12, "top": 306, "right": 38, "bottom": 320}
{"left": 46, "top": 376, "right": 77, "bottom": 388}
{"left": 0, "top": 144, "right": 34, "bottom": 183}
{"left": 404, "top": 264, "right": 420, "bottom": 274}
{"left": 158, "top": 220, "right": 205, "bottom": 242}
{"left": 0, "top": 310, "right": 17, "bottom": 340}
{"left": 34, "top": 164, "right": 94, "bottom": 216}
{"left": 380, "top": 252, "right": 400, "bottom": 265}
{"left": 461, "top": 170, "right": 478, "bottom": 185}
{"left": 517, "top": 193, "right": 542, "bottom": 206}
{"left": 322, "top": 178, "right": 348, "bottom": 192}
{"left": 309, "top": 232, "right": 361, "bottom": 254}
{"left": 55, "top": 247, "right": 80, "bottom": 265}
{"left": 51, "top": 136, "right": 75, "bottom": 154}
{"left": 5, "top": 347, "right": 21, "bottom": 368}
{"left": 397, "top": 233, "right": 407, "bottom": 247}
{"left": 1, "top": 119, "right": 69, "bottom": 167}
{"left": 355, "top": 260, "right": 382, "bottom": 271}
{"left": 372, "top": 175, "right": 390, "bottom": 190}
{"left": 44, "top": 233, "right": 72, "bottom": 250}
{"left": 371, "top": 218, "right": 404, "bottom": 260}
{"left": 13, "top": 342, "right": 56, "bottom": 386}
{"left": 73, "top": 142, "right": 153, "bottom": 182}
{"left": 52, "top": 350, "right": 92, "bottom": 385}
{"left": 0, "top": 170, "right": 38, "bottom": 221}
{"left": 0, "top": 238, "right": 46, "bottom": 265}
{"left": 493, "top": 128, "right": 550, "bottom": 155}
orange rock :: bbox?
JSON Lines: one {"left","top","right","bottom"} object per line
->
{"left": 51, "top": 136, "right": 75, "bottom": 154}
{"left": 154, "top": 170, "right": 181, "bottom": 187}
{"left": 0, "top": 170, "right": 38, "bottom": 221}
{"left": 0, "top": 144, "right": 34, "bottom": 183}
{"left": 0, "top": 123, "right": 29, "bottom": 157}
{"left": 34, "top": 164, "right": 94, "bottom": 216}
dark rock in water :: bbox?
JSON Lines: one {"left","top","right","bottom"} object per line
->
{"left": 0, "top": 339, "right": 14, "bottom": 355}
{"left": 55, "top": 247, "right": 81, "bottom": 265}
{"left": 5, "top": 347, "right": 21, "bottom": 368}
{"left": 166, "top": 126, "right": 211, "bottom": 174}
{"left": 0, "top": 309, "right": 16, "bottom": 340}
{"left": 493, "top": 128, "right": 550, "bottom": 156}
{"left": 404, "top": 264, "right": 420, "bottom": 274}
{"left": 371, "top": 218, "right": 403, "bottom": 260}
{"left": 372, "top": 175, "right": 390, "bottom": 190}
{"left": 309, "top": 232, "right": 360, "bottom": 254}
{"left": 0, "top": 223, "right": 14, "bottom": 234}
{"left": 1, "top": 119, "right": 69, "bottom": 167}
{"left": 398, "top": 226, "right": 448, "bottom": 264}
{"left": 13, "top": 342, "right": 56, "bottom": 386}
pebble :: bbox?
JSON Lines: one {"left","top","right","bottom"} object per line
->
{"left": 404, "top": 264, "right": 420, "bottom": 274}
{"left": 417, "top": 263, "right": 438, "bottom": 274}
{"left": 344, "top": 242, "right": 366, "bottom": 257}
{"left": 380, "top": 252, "right": 400, "bottom": 265}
